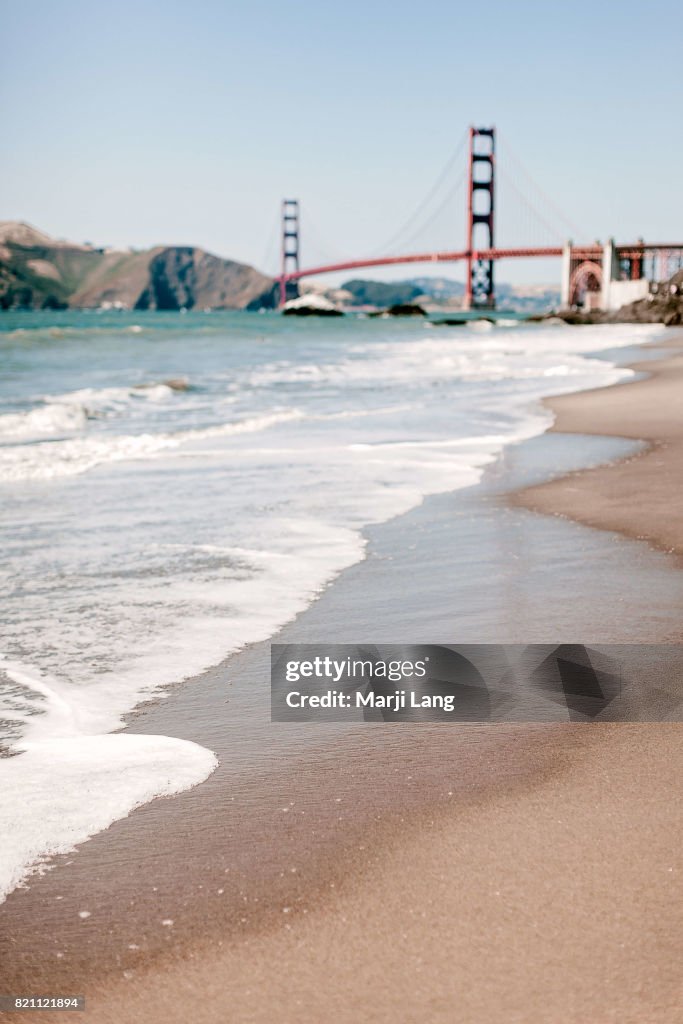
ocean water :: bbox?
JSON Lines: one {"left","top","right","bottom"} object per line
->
{"left": 0, "top": 310, "right": 665, "bottom": 900}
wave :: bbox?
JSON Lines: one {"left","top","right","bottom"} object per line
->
{"left": 0, "top": 381, "right": 188, "bottom": 441}
{"left": 245, "top": 323, "right": 656, "bottom": 390}
{"left": 0, "top": 408, "right": 305, "bottom": 481}
{"left": 0, "top": 402, "right": 89, "bottom": 438}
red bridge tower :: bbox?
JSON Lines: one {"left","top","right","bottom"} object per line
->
{"left": 280, "top": 199, "right": 300, "bottom": 306}
{"left": 464, "top": 127, "right": 496, "bottom": 310}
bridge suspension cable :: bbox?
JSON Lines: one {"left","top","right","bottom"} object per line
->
{"left": 498, "top": 165, "right": 567, "bottom": 247}
{"left": 497, "top": 131, "right": 587, "bottom": 241}
{"left": 367, "top": 130, "right": 469, "bottom": 256}
{"left": 298, "top": 205, "right": 350, "bottom": 268}
{"left": 384, "top": 168, "right": 467, "bottom": 255}
{"left": 273, "top": 132, "right": 470, "bottom": 278}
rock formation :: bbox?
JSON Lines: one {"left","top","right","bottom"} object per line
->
{"left": 0, "top": 222, "right": 277, "bottom": 311}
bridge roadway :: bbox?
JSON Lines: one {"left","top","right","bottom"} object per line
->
{"left": 280, "top": 242, "right": 683, "bottom": 286}
{"left": 281, "top": 246, "right": 567, "bottom": 284}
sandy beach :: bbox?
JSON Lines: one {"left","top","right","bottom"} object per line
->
{"left": 78, "top": 726, "right": 683, "bottom": 1024}
{"left": 1, "top": 331, "right": 682, "bottom": 1024}
{"left": 513, "top": 330, "right": 683, "bottom": 557}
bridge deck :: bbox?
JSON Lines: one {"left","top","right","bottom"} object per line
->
{"left": 282, "top": 243, "right": 683, "bottom": 283}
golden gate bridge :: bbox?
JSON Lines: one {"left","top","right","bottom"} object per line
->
{"left": 276, "top": 126, "right": 683, "bottom": 311}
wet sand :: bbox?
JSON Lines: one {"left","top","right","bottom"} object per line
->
{"left": 513, "top": 330, "right": 683, "bottom": 556}
{"left": 1, "top": 331, "right": 682, "bottom": 1023}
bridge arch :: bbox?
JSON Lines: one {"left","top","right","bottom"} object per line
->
{"left": 569, "top": 260, "right": 602, "bottom": 307}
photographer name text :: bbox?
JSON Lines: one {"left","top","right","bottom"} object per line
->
{"left": 285, "top": 689, "right": 456, "bottom": 711}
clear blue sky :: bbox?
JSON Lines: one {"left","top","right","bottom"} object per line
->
{"left": 2, "top": 0, "right": 681, "bottom": 285}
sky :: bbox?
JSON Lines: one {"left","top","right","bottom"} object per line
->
{"left": 2, "top": 0, "right": 682, "bottom": 286}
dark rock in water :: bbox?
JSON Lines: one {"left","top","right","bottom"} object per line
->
{"left": 134, "top": 378, "right": 190, "bottom": 392}
{"left": 386, "top": 303, "right": 427, "bottom": 316}
{"left": 432, "top": 317, "right": 467, "bottom": 326}
{"left": 531, "top": 309, "right": 604, "bottom": 325}
{"left": 282, "top": 305, "right": 344, "bottom": 317}
{"left": 281, "top": 293, "right": 344, "bottom": 316}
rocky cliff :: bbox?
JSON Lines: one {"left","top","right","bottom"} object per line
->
{"left": 610, "top": 270, "right": 683, "bottom": 326}
{"left": 0, "top": 222, "right": 277, "bottom": 311}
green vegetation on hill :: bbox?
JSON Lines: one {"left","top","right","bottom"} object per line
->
{"left": 341, "top": 276, "right": 560, "bottom": 313}
{"left": 341, "top": 279, "right": 423, "bottom": 307}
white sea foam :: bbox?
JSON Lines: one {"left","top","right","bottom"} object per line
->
{"left": 0, "top": 401, "right": 90, "bottom": 438}
{"left": 0, "top": 384, "right": 179, "bottom": 441}
{"left": 0, "top": 318, "right": 667, "bottom": 902}
{"left": 0, "top": 732, "right": 217, "bottom": 902}
{"left": 0, "top": 656, "right": 218, "bottom": 902}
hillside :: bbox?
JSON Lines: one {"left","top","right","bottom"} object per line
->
{"left": 0, "top": 222, "right": 277, "bottom": 311}
{"left": 340, "top": 279, "right": 425, "bottom": 308}
{"left": 340, "top": 276, "right": 560, "bottom": 313}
